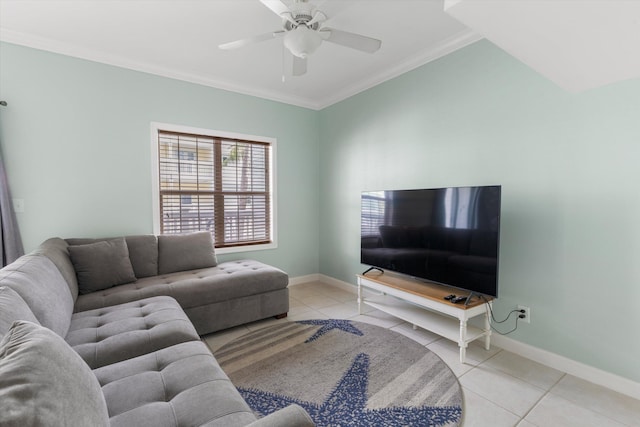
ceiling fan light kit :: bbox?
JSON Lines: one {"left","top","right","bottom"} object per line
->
{"left": 219, "top": 0, "right": 382, "bottom": 76}
{"left": 284, "top": 26, "right": 322, "bottom": 58}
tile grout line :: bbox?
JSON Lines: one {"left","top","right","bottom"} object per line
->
{"left": 516, "top": 373, "right": 567, "bottom": 426}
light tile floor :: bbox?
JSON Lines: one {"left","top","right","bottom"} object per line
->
{"left": 203, "top": 281, "right": 640, "bottom": 427}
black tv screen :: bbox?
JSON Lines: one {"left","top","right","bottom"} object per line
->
{"left": 361, "top": 185, "right": 501, "bottom": 297}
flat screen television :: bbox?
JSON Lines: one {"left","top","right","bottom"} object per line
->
{"left": 361, "top": 185, "right": 501, "bottom": 297}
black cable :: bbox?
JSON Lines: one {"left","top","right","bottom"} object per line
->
{"left": 491, "top": 316, "right": 521, "bottom": 335}
{"left": 480, "top": 295, "right": 524, "bottom": 335}
{"left": 491, "top": 309, "right": 522, "bottom": 324}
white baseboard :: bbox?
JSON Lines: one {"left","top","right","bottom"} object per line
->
{"left": 317, "top": 274, "right": 357, "bottom": 292}
{"left": 491, "top": 334, "right": 640, "bottom": 400}
{"left": 288, "top": 274, "right": 321, "bottom": 286}
{"left": 289, "top": 273, "right": 640, "bottom": 400}
{"left": 289, "top": 274, "right": 356, "bottom": 291}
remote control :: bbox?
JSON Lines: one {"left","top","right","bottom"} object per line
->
{"left": 444, "top": 294, "right": 456, "bottom": 301}
{"left": 452, "top": 296, "right": 467, "bottom": 304}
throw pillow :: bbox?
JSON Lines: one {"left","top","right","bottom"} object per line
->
{"left": 67, "top": 235, "right": 159, "bottom": 279}
{"left": 0, "top": 286, "right": 39, "bottom": 336}
{"left": 158, "top": 231, "right": 217, "bottom": 275}
{"left": 68, "top": 238, "right": 137, "bottom": 294}
{"left": 0, "top": 321, "right": 110, "bottom": 426}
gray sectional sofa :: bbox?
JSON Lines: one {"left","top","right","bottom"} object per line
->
{"left": 0, "top": 232, "right": 314, "bottom": 427}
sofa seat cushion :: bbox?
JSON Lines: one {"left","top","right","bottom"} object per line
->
{"left": 74, "top": 260, "right": 289, "bottom": 313}
{"left": 93, "top": 341, "right": 257, "bottom": 427}
{"left": 66, "top": 296, "right": 199, "bottom": 369}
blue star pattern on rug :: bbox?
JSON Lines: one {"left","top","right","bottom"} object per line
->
{"left": 296, "top": 319, "right": 364, "bottom": 343}
{"left": 239, "top": 352, "right": 462, "bottom": 426}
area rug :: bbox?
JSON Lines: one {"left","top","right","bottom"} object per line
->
{"left": 214, "top": 319, "right": 462, "bottom": 426}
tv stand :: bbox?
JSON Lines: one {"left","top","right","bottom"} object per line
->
{"left": 357, "top": 272, "right": 492, "bottom": 363}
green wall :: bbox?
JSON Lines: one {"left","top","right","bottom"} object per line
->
{"left": 0, "top": 42, "right": 320, "bottom": 276}
{"left": 2, "top": 39, "right": 639, "bottom": 382}
{"left": 319, "top": 40, "right": 640, "bottom": 382}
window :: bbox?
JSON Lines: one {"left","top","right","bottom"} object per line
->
{"left": 151, "top": 123, "right": 276, "bottom": 253}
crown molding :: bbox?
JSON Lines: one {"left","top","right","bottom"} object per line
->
{"left": 314, "top": 29, "right": 483, "bottom": 109}
{"left": 1, "top": 27, "right": 481, "bottom": 111}
{"left": 0, "top": 28, "right": 319, "bottom": 110}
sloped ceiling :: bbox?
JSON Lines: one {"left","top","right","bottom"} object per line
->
{"left": 444, "top": 0, "right": 640, "bottom": 92}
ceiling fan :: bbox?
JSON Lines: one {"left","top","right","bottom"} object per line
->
{"left": 219, "top": 0, "right": 382, "bottom": 77}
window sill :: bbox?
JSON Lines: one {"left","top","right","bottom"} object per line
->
{"left": 215, "top": 242, "right": 277, "bottom": 255}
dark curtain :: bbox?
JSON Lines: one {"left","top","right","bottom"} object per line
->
{"left": 0, "top": 147, "right": 24, "bottom": 266}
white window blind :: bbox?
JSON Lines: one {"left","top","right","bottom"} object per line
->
{"left": 361, "top": 191, "right": 386, "bottom": 236}
{"left": 157, "top": 130, "right": 272, "bottom": 249}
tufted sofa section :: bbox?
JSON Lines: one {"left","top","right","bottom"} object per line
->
{"left": 66, "top": 296, "right": 200, "bottom": 369}
{"left": 95, "top": 341, "right": 259, "bottom": 427}
{"left": 0, "top": 234, "right": 314, "bottom": 427}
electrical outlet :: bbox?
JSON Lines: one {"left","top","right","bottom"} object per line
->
{"left": 518, "top": 305, "right": 531, "bottom": 324}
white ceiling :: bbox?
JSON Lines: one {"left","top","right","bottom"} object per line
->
{"left": 445, "top": 0, "right": 640, "bottom": 93}
{"left": 0, "top": 0, "right": 479, "bottom": 110}
{"left": 1, "top": 1, "right": 639, "bottom": 110}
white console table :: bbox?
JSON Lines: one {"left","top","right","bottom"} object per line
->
{"left": 357, "top": 272, "right": 492, "bottom": 363}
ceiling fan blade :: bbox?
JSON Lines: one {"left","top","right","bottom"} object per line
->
{"left": 260, "top": 0, "right": 297, "bottom": 25}
{"left": 259, "top": 0, "right": 290, "bottom": 16}
{"left": 320, "top": 28, "right": 382, "bottom": 53}
{"left": 219, "top": 31, "right": 284, "bottom": 50}
{"left": 292, "top": 55, "right": 307, "bottom": 76}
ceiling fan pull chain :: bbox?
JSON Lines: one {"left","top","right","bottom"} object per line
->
{"left": 281, "top": 43, "right": 286, "bottom": 83}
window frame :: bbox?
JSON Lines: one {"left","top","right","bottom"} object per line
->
{"left": 150, "top": 122, "right": 277, "bottom": 255}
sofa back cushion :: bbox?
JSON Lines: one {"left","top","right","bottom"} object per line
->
{"left": 0, "top": 255, "right": 74, "bottom": 337}
{"left": 0, "top": 321, "right": 109, "bottom": 427}
{"left": 123, "top": 235, "right": 158, "bottom": 278}
{"left": 68, "top": 238, "right": 137, "bottom": 294}
{"left": 66, "top": 235, "right": 158, "bottom": 279}
{"left": 32, "top": 237, "right": 79, "bottom": 302}
{"left": 158, "top": 231, "right": 217, "bottom": 275}
{"left": 0, "top": 286, "right": 39, "bottom": 337}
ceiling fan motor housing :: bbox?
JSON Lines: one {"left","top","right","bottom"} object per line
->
{"left": 283, "top": 13, "right": 319, "bottom": 31}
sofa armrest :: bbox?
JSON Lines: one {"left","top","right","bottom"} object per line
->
{"left": 245, "top": 404, "right": 315, "bottom": 427}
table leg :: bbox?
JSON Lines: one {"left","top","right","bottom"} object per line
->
{"left": 459, "top": 319, "right": 468, "bottom": 364}
{"left": 484, "top": 306, "right": 491, "bottom": 350}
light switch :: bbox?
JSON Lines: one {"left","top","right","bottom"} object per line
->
{"left": 13, "top": 198, "right": 24, "bottom": 213}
